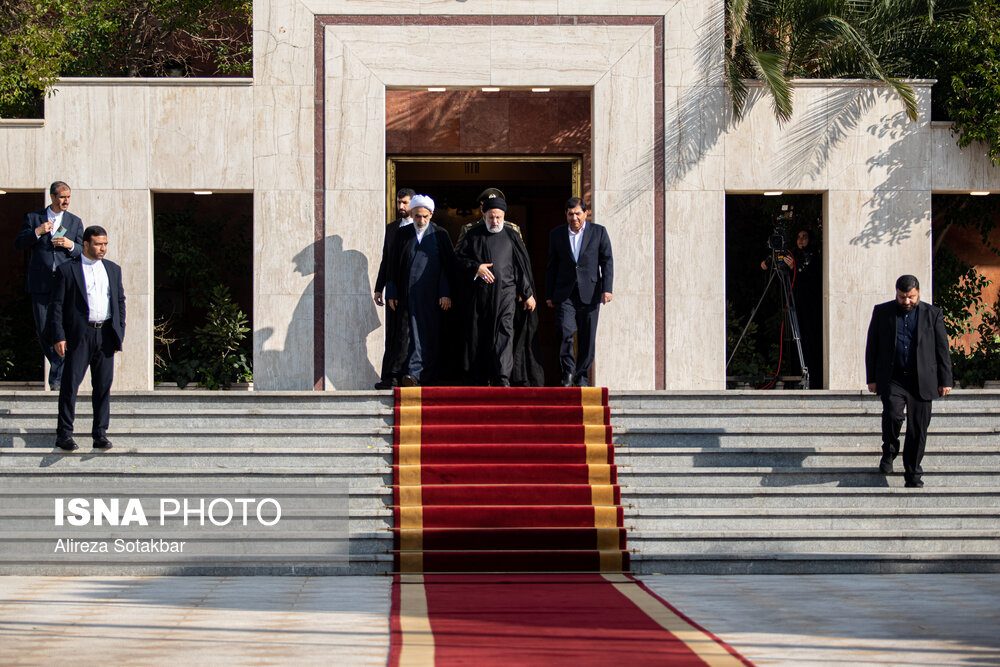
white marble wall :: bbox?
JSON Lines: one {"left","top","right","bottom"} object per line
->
{"left": 6, "top": 0, "right": 1000, "bottom": 392}
{"left": 0, "top": 79, "right": 253, "bottom": 390}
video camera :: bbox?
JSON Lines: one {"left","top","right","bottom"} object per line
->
{"left": 768, "top": 204, "right": 794, "bottom": 251}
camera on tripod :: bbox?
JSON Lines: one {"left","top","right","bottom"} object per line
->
{"left": 768, "top": 205, "right": 795, "bottom": 267}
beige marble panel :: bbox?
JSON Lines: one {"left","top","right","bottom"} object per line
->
{"left": 254, "top": 293, "right": 315, "bottom": 390}
{"left": 254, "top": 190, "right": 316, "bottom": 297}
{"left": 253, "top": 0, "right": 316, "bottom": 88}
{"left": 594, "top": 292, "right": 655, "bottom": 391}
{"left": 324, "top": 189, "right": 385, "bottom": 296}
{"left": 330, "top": 26, "right": 491, "bottom": 87}
{"left": 324, "top": 293, "right": 382, "bottom": 390}
{"left": 931, "top": 125, "right": 1000, "bottom": 192}
{"left": 490, "top": 26, "right": 653, "bottom": 88}
{"left": 663, "top": 189, "right": 726, "bottom": 390}
{"left": 592, "top": 38, "right": 655, "bottom": 194}
{"left": 0, "top": 127, "right": 43, "bottom": 189}
{"left": 43, "top": 84, "right": 146, "bottom": 191}
{"left": 254, "top": 85, "right": 314, "bottom": 192}
{"left": 304, "top": 0, "right": 560, "bottom": 14}
{"left": 149, "top": 85, "right": 254, "bottom": 190}
{"left": 324, "top": 34, "right": 386, "bottom": 191}
{"left": 824, "top": 189, "right": 932, "bottom": 390}
{"left": 557, "top": 0, "right": 678, "bottom": 15}
{"left": 590, "top": 188, "right": 655, "bottom": 390}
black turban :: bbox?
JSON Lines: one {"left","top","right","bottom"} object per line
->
{"left": 482, "top": 198, "right": 507, "bottom": 213}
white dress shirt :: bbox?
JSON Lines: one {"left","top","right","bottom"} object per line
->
{"left": 568, "top": 222, "right": 586, "bottom": 263}
{"left": 414, "top": 224, "right": 428, "bottom": 243}
{"left": 81, "top": 255, "right": 111, "bottom": 323}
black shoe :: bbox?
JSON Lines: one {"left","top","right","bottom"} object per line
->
{"left": 374, "top": 380, "right": 393, "bottom": 390}
{"left": 878, "top": 455, "right": 893, "bottom": 474}
{"left": 497, "top": 378, "right": 511, "bottom": 387}
{"left": 573, "top": 376, "right": 589, "bottom": 387}
{"left": 93, "top": 436, "right": 113, "bottom": 450}
{"left": 560, "top": 373, "right": 573, "bottom": 387}
{"left": 49, "top": 383, "right": 60, "bottom": 393}
{"left": 55, "top": 437, "right": 79, "bottom": 451}
{"left": 905, "top": 478, "right": 924, "bottom": 488}
{"left": 401, "top": 375, "right": 419, "bottom": 387}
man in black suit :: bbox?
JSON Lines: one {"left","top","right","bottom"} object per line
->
{"left": 13, "top": 182, "right": 84, "bottom": 391}
{"left": 373, "top": 187, "right": 414, "bottom": 389}
{"left": 545, "top": 197, "right": 613, "bottom": 387}
{"left": 49, "top": 226, "right": 126, "bottom": 452}
{"left": 865, "top": 275, "right": 952, "bottom": 487}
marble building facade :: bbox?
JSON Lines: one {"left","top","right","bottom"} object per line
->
{"left": 1, "top": 0, "right": 998, "bottom": 391}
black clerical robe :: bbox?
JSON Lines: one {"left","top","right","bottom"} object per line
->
{"left": 385, "top": 223, "right": 455, "bottom": 384}
{"left": 455, "top": 223, "right": 543, "bottom": 386}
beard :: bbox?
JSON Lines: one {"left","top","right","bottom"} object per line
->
{"left": 487, "top": 221, "right": 504, "bottom": 234}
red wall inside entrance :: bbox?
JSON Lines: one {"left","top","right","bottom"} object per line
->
{"left": 386, "top": 90, "right": 592, "bottom": 201}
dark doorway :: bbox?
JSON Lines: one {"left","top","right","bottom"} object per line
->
{"left": 390, "top": 157, "right": 580, "bottom": 386}
{"left": 726, "top": 194, "right": 824, "bottom": 389}
{"left": 153, "top": 193, "right": 253, "bottom": 388}
{"left": 1, "top": 192, "right": 46, "bottom": 384}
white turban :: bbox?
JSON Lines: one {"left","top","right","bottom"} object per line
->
{"left": 409, "top": 194, "right": 435, "bottom": 213}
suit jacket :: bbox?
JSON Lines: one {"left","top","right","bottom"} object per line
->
{"left": 14, "top": 208, "right": 84, "bottom": 294}
{"left": 865, "top": 300, "right": 952, "bottom": 401}
{"left": 374, "top": 218, "right": 407, "bottom": 294}
{"left": 545, "top": 222, "right": 614, "bottom": 305}
{"left": 49, "top": 257, "right": 126, "bottom": 351}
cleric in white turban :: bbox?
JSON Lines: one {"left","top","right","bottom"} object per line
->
{"left": 384, "top": 193, "right": 455, "bottom": 386}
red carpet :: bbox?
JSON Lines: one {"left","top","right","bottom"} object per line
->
{"left": 389, "top": 388, "right": 753, "bottom": 665}
{"left": 389, "top": 574, "right": 753, "bottom": 666}
{"left": 392, "top": 386, "right": 626, "bottom": 573}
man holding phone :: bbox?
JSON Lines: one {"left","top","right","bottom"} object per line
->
{"left": 13, "top": 182, "right": 84, "bottom": 391}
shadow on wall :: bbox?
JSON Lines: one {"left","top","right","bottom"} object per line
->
{"left": 325, "top": 234, "right": 380, "bottom": 390}
{"left": 254, "top": 236, "right": 379, "bottom": 390}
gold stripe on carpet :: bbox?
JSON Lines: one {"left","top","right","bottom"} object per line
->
{"left": 580, "top": 387, "right": 604, "bottom": 406}
{"left": 399, "top": 387, "right": 422, "bottom": 417}
{"left": 599, "top": 550, "right": 623, "bottom": 572}
{"left": 398, "top": 573, "right": 435, "bottom": 665}
{"left": 588, "top": 464, "right": 612, "bottom": 485}
{"left": 591, "top": 485, "right": 614, "bottom": 506}
{"left": 584, "top": 425, "right": 608, "bottom": 444}
{"left": 399, "top": 528, "right": 423, "bottom": 552}
{"left": 397, "top": 426, "right": 422, "bottom": 447}
{"left": 398, "top": 486, "right": 422, "bottom": 507}
{"left": 594, "top": 506, "right": 618, "bottom": 528}
{"left": 586, "top": 443, "right": 608, "bottom": 465}
{"left": 582, "top": 405, "right": 605, "bottom": 424}
{"left": 397, "top": 465, "right": 422, "bottom": 487}
{"left": 397, "top": 445, "right": 422, "bottom": 466}
{"left": 596, "top": 527, "right": 621, "bottom": 551}
{"left": 398, "top": 507, "right": 425, "bottom": 574}
{"left": 603, "top": 575, "right": 745, "bottom": 667}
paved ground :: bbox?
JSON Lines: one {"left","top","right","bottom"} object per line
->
{"left": 1, "top": 574, "right": 999, "bottom": 665}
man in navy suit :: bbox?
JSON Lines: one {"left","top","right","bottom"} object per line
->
{"left": 13, "top": 182, "right": 84, "bottom": 390}
{"left": 545, "top": 197, "right": 614, "bottom": 387}
{"left": 49, "top": 226, "right": 126, "bottom": 452}
{"left": 865, "top": 275, "right": 952, "bottom": 487}
{"left": 373, "top": 187, "right": 414, "bottom": 389}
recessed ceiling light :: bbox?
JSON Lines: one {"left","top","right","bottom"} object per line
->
{"left": 531, "top": 88, "right": 550, "bottom": 93}
{"left": 763, "top": 191, "right": 783, "bottom": 196}
{"left": 427, "top": 87, "right": 446, "bottom": 92}
{"left": 193, "top": 191, "right": 213, "bottom": 195}
{"left": 970, "top": 191, "right": 990, "bottom": 196}
{"left": 0, "top": 189, "right": 6, "bottom": 195}
{"left": 481, "top": 87, "right": 500, "bottom": 92}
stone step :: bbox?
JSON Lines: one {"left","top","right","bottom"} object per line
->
{"left": 619, "top": 486, "right": 1000, "bottom": 509}
{"left": 611, "top": 390, "right": 1000, "bottom": 411}
{"left": 627, "top": 552, "right": 1000, "bottom": 574}
{"left": 1, "top": 412, "right": 391, "bottom": 431}
{"left": 625, "top": 530, "right": 1000, "bottom": 553}
{"left": 611, "top": 413, "right": 1000, "bottom": 432}
{"left": 618, "top": 467, "right": 1000, "bottom": 487}
{"left": 614, "top": 428, "right": 999, "bottom": 448}
{"left": 0, "top": 390, "right": 393, "bottom": 412}
{"left": 625, "top": 507, "right": 1000, "bottom": 531}
{"left": 0, "top": 449, "right": 393, "bottom": 469}
{"left": 616, "top": 446, "right": 1000, "bottom": 467}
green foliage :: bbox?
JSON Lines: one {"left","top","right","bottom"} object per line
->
{"left": 1, "top": 0, "right": 251, "bottom": 118}
{"left": 165, "top": 285, "right": 251, "bottom": 390}
{"left": 726, "top": 299, "right": 768, "bottom": 384}
{"left": 933, "top": 246, "right": 992, "bottom": 340}
{"left": 0, "top": 293, "right": 44, "bottom": 381}
{"left": 725, "top": 0, "right": 928, "bottom": 122}
{"left": 950, "top": 294, "right": 1000, "bottom": 386}
{"left": 0, "top": 1, "right": 70, "bottom": 118}
{"left": 928, "top": 0, "right": 1000, "bottom": 164}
